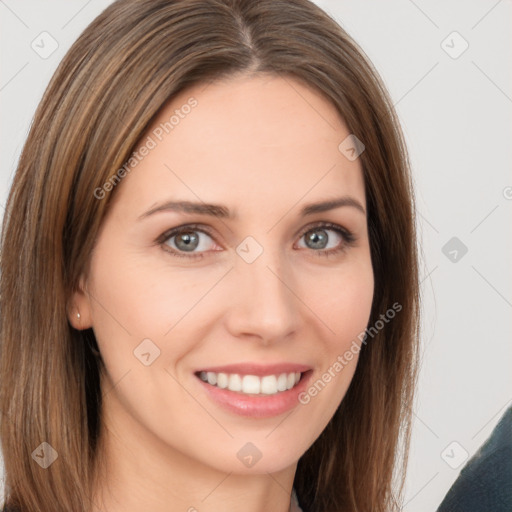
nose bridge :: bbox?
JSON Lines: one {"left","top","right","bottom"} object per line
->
{"left": 227, "top": 238, "right": 299, "bottom": 341}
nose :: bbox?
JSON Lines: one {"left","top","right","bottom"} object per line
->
{"left": 223, "top": 246, "right": 300, "bottom": 345}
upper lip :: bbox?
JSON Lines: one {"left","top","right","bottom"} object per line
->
{"left": 195, "top": 363, "right": 312, "bottom": 377}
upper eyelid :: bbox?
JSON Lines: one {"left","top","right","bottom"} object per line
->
{"left": 158, "top": 221, "right": 354, "bottom": 248}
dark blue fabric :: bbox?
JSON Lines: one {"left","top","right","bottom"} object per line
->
{"left": 436, "top": 405, "right": 512, "bottom": 512}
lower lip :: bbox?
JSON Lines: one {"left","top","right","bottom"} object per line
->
{"left": 195, "top": 370, "right": 313, "bottom": 418}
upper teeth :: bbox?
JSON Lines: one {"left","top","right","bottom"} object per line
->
{"left": 198, "top": 371, "right": 301, "bottom": 395}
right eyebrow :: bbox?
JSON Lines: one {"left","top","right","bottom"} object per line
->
{"left": 137, "top": 195, "right": 366, "bottom": 222}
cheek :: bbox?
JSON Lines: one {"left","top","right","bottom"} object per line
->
{"left": 87, "top": 241, "right": 180, "bottom": 334}
{"left": 86, "top": 242, "right": 218, "bottom": 375}
{"left": 290, "top": 262, "right": 373, "bottom": 444}
{"left": 304, "top": 254, "right": 374, "bottom": 349}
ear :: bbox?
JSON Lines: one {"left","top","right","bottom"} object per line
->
{"left": 67, "top": 274, "right": 93, "bottom": 330}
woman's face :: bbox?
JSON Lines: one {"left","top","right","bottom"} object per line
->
{"left": 72, "top": 73, "right": 374, "bottom": 475}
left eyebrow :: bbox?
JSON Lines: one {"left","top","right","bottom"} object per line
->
{"left": 137, "top": 195, "right": 366, "bottom": 221}
{"left": 299, "top": 196, "right": 366, "bottom": 216}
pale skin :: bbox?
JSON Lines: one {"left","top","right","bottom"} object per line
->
{"left": 69, "top": 73, "right": 374, "bottom": 512}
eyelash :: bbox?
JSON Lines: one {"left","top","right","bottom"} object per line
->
{"left": 157, "top": 222, "right": 357, "bottom": 260}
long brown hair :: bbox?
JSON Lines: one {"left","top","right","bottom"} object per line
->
{"left": 0, "top": 1, "right": 420, "bottom": 510}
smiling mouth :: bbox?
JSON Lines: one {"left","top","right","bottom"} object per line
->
{"left": 194, "top": 370, "right": 306, "bottom": 396}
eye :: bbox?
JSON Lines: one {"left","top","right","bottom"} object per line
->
{"left": 159, "top": 223, "right": 218, "bottom": 259}
{"left": 157, "top": 222, "right": 356, "bottom": 260}
{"left": 295, "top": 222, "right": 356, "bottom": 258}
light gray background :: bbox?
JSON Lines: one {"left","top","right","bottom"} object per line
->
{"left": 1, "top": 1, "right": 511, "bottom": 511}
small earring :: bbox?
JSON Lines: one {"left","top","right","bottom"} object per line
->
{"left": 77, "top": 312, "right": 81, "bottom": 319}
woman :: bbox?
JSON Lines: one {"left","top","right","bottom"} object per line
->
{"left": 0, "top": 0, "right": 420, "bottom": 511}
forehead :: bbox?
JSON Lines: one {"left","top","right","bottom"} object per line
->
{"left": 116, "top": 74, "right": 365, "bottom": 216}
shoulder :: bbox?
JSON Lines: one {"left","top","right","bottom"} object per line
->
{"left": 436, "top": 406, "right": 512, "bottom": 512}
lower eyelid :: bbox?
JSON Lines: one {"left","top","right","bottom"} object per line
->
{"left": 159, "top": 223, "right": 355, "bottom": 258}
